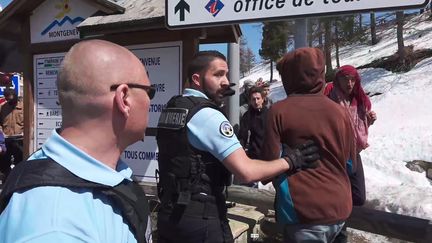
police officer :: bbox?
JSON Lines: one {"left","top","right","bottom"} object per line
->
{"left": 156, "top": 51, "right": 320, "bottom": 243}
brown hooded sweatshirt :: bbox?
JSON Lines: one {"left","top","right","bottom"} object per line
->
{"left": 261, "top": 48, "right": 357, "bottom": 225}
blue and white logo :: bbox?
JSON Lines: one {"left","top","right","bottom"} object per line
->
{"left": 219, "top": 121, "right": 234, "bottom": 137}
{"left": 205, "top": 0, "right": 224, "bottom": 17}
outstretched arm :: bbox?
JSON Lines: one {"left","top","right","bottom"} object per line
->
{"left": 222, "top": 140, "right": 320, "bottom": 183}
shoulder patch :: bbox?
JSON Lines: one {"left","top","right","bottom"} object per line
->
{"left": 219, "top": 121, "right": 234, "bottom": 137}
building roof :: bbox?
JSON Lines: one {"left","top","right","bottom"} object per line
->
{"left": 78, "top": 0, "right": 241, "bottom": 43}
{"left": 0, "top": 0, "right": 241, "bottom": 43}
{"left": 78, "top": 0, "right": 165, "bottom": 37}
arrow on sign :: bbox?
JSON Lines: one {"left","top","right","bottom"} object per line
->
{"left": 175, "top": 0, "right": 190, "bottom": 22}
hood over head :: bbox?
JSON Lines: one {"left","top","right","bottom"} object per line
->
{"left": 334, "top": 65, "right": 360, "bottom": 86}
{"left": 276, "top": 47, "right": 325, "bottom": 95}
{"left": 334, "top": 65, "right": 371, "bottom": 110}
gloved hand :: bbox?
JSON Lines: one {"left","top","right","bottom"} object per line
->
{"left": 282, "top": 140, "right": 320, "bottom": 173}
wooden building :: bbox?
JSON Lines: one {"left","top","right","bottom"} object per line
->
{"left": 0, "top": 0, "right": 241, "bottom": 181}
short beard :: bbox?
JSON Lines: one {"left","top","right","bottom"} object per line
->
{"left": 202, "top": 77, "right": 223, "bottom": 106}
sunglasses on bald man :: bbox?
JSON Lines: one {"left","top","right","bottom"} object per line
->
{"left": 110, "top": 83, "right": 156, "bottom": 100}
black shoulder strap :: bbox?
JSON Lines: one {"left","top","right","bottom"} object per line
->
{"left": 103, "top": 180, "right": 150, "bottom": 243}
{"left": 0, "top": 159, "right": 149, "bottom": 243}
{"left": 182, "top": 96, "right": 222, "bottom": 123}
{"left": 0, "top": 158, "right": 102, "bottom": 212}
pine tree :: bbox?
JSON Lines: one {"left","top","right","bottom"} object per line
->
{"left": 259, "top": 21, "right": 288, "bottom": 82}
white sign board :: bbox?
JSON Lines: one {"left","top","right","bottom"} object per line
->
{"left": 166, "top": 0, "right": 429, "bottom": 29}
{"left": 30, "top": 0, "right": 98, "bottom": 43}
{"left": 34, "top": 53, "right": 64, "bottom": 149}
{"left": 123, "top": 42, "right": 183, "bottom": 182}
{"left": 33, "top": 41, "right": 183, "bottom": 182}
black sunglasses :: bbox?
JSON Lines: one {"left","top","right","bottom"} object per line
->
{"left": 110, "top": 83, "right": 155, "bottom": 100}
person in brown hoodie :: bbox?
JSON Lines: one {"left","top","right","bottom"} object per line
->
{"left": 261, "top": 47, "right": 357, "bottom": 243}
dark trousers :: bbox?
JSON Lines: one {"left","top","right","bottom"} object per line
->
{"left": 351, "top": 154, "right": 366, "bottom": 206}
{"left": 157, "top": 211, "right": 234, "bottom": 243}
{"left": 0, "top": 138, "right": 23, "bottom": 179}
{"left": 334, "top": 153, "right": 366, "bottom": 243}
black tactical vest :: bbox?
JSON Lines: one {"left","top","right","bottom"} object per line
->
{"left": 156, "top": 95, "right": 232, "bottom": 212}
{"left": 0, "top": 158, "right": 149, "bottom": 243}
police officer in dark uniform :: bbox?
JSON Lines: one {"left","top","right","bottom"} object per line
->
{"left": 156, "top": 51, "right": 320, "bottom": 243}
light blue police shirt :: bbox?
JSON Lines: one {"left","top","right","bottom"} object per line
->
{"left": 0, "top": 129, "right": 151, "bottom": 243}
{"left": 184, "top": 88, "right": 242, "bottom": 161}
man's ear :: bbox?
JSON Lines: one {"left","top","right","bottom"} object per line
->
{"left": 114, "top": 85, "right": 131, "bottom": 118}
{"left": 191, "top": 73, "right": 201, "bottom": 87}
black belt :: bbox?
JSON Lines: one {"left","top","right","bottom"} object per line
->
{"left": 160, "top": 193, "right": 224, "bottom": 220}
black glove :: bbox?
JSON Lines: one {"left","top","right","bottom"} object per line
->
{"left": 282, "top": 140, "right": 320, "bottom": 173}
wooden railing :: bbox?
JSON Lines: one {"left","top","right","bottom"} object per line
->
{"left": 226, "top": 185, "right": 432, "bottom": 243}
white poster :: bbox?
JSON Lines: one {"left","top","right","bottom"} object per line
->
{"left": 33, "top": 41, "right": 183, "bottom": 182}
{"left": 30, "top": 0, "right": 98, "bottom": 43}
{"left": 124, "top": 42, "right": 183, "bottom": 182}
{"left": 33, "top": 53, "right": 64, "bottom": 149}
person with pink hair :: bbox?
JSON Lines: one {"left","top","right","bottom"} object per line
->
{"left": 325, "top": 65, "right": 377, "bottom": 242}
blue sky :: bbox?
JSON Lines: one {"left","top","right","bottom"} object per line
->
{"left": 0, "top": 0, "right": 11, "bottom": 9}
{"left": 200, "top": 23, "right": 263, "bottom": 62}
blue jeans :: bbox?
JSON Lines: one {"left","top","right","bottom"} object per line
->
{"left": 283, "top": 222, "right": 345, "bottom": 243}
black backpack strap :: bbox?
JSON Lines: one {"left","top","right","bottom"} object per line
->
{"left": 103, "top": 180, "right": 150, "bottom": 243}
{"left": 0, "top": 158, "right": 149, "bottom": 243}
{"left": 0, "top": 158, "right": 102, "bottom": 212}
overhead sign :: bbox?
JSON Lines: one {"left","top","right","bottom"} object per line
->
{"left": 166, "top": 0, "right": 429, "bottom": 29}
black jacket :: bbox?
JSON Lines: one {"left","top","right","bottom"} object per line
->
{"left": 239, "top": 106, "right": 268, "bottom": 159}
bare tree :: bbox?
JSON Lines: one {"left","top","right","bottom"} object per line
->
{"left": 240, "top": 37, "right": 255, "bottom": 77}
{"left": 358, "top": 14, "right": 363, "bottom": 32}
{"left": 244, "top": 48, "right": 256, "bottom": 74}
{"left": 334, "top": 22, "right": 340, "bottom": 69}
{"left": 323, "top": 18, "right": 333, "bottom": 77}
{"left": 396, "top": 11, "right": 405, "bottom": 65}
{"left": 307, "top": 19, "right": 314, "bottom": 47}
{"left": 370, "top": 12, "right": 378, "bottom": 45}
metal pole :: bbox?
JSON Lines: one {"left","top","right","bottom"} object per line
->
{"left": 295, "top": 18, "right": 308, "bottom": 49}
{"left": 227, "top": 42, "right": 240, "bottom": 132}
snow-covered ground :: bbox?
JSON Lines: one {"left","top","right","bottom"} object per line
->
{"left": 241, "top": 11, "right": 432, "bottom": 241}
